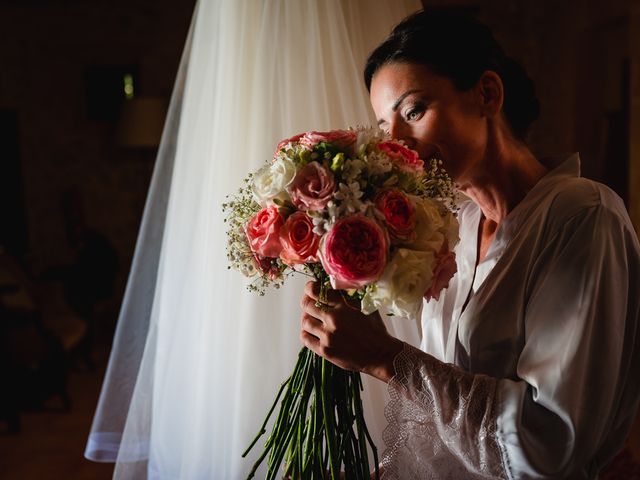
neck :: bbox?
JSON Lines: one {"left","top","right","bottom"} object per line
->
{"left": 457, "top": 131, "right": 548, "bottom": 225}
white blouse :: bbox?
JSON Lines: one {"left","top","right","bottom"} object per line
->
{"left": 381, "top": 154, "right": 640, "bottom": 479}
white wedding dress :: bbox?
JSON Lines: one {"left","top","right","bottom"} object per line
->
{"left": 84, "top": 1, "right": 421, "bottom": 479}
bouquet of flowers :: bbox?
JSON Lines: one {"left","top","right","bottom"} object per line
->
{"left": 224, "top": 127, "right": 458, "bottom": 480}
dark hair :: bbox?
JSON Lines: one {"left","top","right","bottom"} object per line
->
{"left": 364, "top": 10, "right": 540, "bottom": 141}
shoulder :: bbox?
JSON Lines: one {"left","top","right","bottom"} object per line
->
{"left": 538, "top": 176, "right": 631, "bottom": 236}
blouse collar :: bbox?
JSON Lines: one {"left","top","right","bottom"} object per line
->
{"left": 488, "top": 152, "right": 582, "bottom": 250}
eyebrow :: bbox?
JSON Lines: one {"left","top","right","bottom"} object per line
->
{"left": 377, "top": 89, "right": 421, "bottom": 126}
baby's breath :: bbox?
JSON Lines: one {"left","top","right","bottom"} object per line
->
{"left": 417, "top": 158, "right": 458, "bottom": 214}
{"left": 223, "top": 172, "right": 285, "bottom": 295}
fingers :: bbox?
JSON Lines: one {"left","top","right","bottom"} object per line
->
{"left": 304, "top": 281, "right": 321, "bottom": 300}
{"left": 300, "top": 329, "right": 321, "bottom": 355}
{"left": 304, "top": 281, "right": 341, "bottom": 307}
{"left": 299, "top": 293, "right": 328, "bottom": 321}
{"left": 300, "top": 325, "right": 333, "bottom": 360}
{"left": 301, "top": 312, "right": 325, "bottom": 341}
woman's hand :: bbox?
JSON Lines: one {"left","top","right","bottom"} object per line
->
{"left": 299, "top": 281, "right": 404, "bottom": 383}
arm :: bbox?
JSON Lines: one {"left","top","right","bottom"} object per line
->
{"left": 381, "top": 204, "right": 640, "bottom": 479}
{"left": 302, "top": 203, "right": 640, "bottom": 479}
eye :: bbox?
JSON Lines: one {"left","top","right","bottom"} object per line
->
{"left": 404, "top": 102, "right": 426, "bottom": 121}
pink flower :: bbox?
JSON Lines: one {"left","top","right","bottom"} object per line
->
{"left": 245, "top": 206, "right": 284, "bottom": 258}
{"left": 300, "top": 130, "right": 357, "bottom": 150}
{"left": 252, "top": 252, "right": 282, "bottom": 280}
{"left": 378, "top": 141, "right": 424, "bottom": 173}
{"left": 375, "top": 189, "right": 416, "bottom": 242}
{"left": 424, "top": 240, "right": 457, "bottom": 302}
{"left": 274, "top": 132, "right": 306, "bottom": 156}
{"left": 279, "top": 211, "right": 320, "bottom": 266}
{"left": 288, "top": 162, "right": 336, "bottom": 212}
{"left": 319, "top": 215, "right": 388, "bottom": 290}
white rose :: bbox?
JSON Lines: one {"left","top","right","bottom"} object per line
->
{"left": 441, "top": 208, "right": 460, "bottom": 250}
{"left": 405, "top": 196, "right": 444, "bottom": 252}
{"left": 361, "top": 248, "right": 436, "bottom": 320}
{"left": 252, "top": 156, "right": 296, "bottom": 206}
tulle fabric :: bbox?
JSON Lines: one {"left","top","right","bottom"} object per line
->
{"left": 85, "top": 1, "right": 421, "bottom": 478}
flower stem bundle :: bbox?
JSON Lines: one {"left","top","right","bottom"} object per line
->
{"left": 243, "top": 346, "right": 379, "bottom": 480}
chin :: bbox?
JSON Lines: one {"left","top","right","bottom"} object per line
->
{"left": 418, "top": 144, "right": 442, "bottom": 162}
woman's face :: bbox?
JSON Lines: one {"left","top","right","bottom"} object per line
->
{"left": 369, "top": 62, "right": 489, "bottom": 183}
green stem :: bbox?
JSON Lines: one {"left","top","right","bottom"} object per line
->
{"left": 354, "top": 372, "right": 379, "bottom": 480}
{"left": 242, "top": 377, "right": 290, "bottom": 458}
{"left": 322, "top": 359, "right": 339, "bottom": 480}
{"left": 243, "top": 272, "right": 380, "bottom": 480}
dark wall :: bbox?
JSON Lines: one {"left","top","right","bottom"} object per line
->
{"left": 0, "top": 0, "right": 634, "bottom": 308}
{"left": 0, "top": 0, "right": 195, "bottom": 295}
{"left": 422, "top": 0, "right": 633, "bottom": 205}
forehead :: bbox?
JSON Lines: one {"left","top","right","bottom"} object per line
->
{"left": 369, "top": 62, "right": 453, "bottom": 116}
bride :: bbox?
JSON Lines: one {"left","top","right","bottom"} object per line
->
{"left": 301, "top": 10, "right": 640, "bottom": 479}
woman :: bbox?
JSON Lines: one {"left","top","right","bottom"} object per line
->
{"left": 300, "top": 10, "right": 640, "bottom": 479}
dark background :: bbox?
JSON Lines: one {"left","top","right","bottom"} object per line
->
{"left": 0, "top": 0, "right": 638, "bottom": 478}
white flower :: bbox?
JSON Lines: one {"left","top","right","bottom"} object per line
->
{"left": 334, "top": 181, "right": 365, "bottom": 215}
{"left": 441, "top": 208, "right": 460, "bottom": 250}
{"left": 365, "top": 150, "right": 393, "bottom": 176}
{"left": 361, "top": 248, "right": 436, "bottom": 320}
{"left": 342, "top": 158, "right": 364, "bottom": 184}
{"left": 405, "top": 196, "right": 448, "bottom": 252}
{"left": 356, "top": 127, "right": 386, "bottom": 154}
{"left": 252, "top": 156, "right": 296, "bottom": 206}
{"left": 309, "top": 208, "right": 334, "bottom": 236}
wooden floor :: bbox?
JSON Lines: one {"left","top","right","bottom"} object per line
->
{"left": 0, "top": 346, "right": 114, "bottom": 480}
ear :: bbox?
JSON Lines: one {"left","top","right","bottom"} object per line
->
{"left": 476, "top": 71, "right": 503, "bottom": 118}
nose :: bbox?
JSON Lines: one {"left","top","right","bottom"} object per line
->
{"left": 388, "top": 119, "right": 417, "bottom": 150}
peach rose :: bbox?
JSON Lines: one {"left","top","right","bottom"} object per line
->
{"left": 300, "top": 130, "right": 357, "bottom": 150}
{"left": 424, "top": 240, "right": 457, "bottom": 302}
{"left": 279, "top": 211, "right": 320, "bottom": 266}
{"left": 245, "top": 206, "right": 284, "bottom": 258}
{"left": 375, "top": 189, "right": 416, "bottom": 242}
{"left": 378, "top": 141, "right": 424, "bottom": 173}
{"left": 288, "top": 162, "right": 336, "bottom": 212}
{"left": 319, "top": 215, "right": 388, "bottom": 290}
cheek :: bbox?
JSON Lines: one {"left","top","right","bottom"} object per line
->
{"left": 443, "top": 107, "right": 485, "bottom": 152}
{"left": 423, "top": 110, "right": 485, "bottom": 179}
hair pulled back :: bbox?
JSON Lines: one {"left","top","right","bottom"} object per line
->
{"left": 364, "top": 10, "right": 540, "bottom": 141}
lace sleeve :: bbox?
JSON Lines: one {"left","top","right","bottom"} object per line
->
{"left": 381, "top": 343, "right": 507, "bottom": 480}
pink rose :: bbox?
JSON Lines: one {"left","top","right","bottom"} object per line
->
{"left": 424, "top": 240, "right": 457, "bottom": 302}
{"left": 375, "top": 189, "right": 416, "bottom": 242}
{"left": 245, "top": 206, "right": 284, "bottom": 258}
{"left": 319, "top": 215, "right": 389, "bottom": 290}
{"left": 300, "top": 130, "right": 357, "bottom": 150}
{"left": 274, "top": 132, "right": 306, "bottom": 156}
{"left": 378, "top": 141, "right": 424, "bottom": 173}
{"left": 279, "top": 211, "right": 320, "bottom": 266}
{"left": 288, "top": 162, "right": 336, "bottom": 211}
